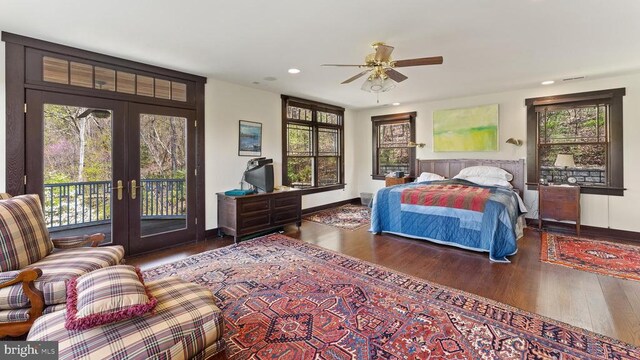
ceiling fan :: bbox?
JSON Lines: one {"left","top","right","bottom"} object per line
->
{"left": 322, "top": 42, "right": 443, "bottom": 95}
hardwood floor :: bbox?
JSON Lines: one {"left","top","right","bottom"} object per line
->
{"left": 127, "top": 220, "right": 640, "bottom": 347}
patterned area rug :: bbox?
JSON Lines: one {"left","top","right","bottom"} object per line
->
{"left": 541, "top": 232, "right": 640, "bottom": 281}
{"left": 304, "top": 204, "right": 370, "bottom": 230}
{"left": 144, "top": 234, "right": 639, "bottom": 359}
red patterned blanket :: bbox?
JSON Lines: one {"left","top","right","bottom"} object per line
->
{"left": 401, "top": 184, "right": 491, "bottom": 212}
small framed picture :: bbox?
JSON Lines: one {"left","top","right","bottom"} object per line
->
{"left": 238, "top": 120, "right": 262, "bottom": 156}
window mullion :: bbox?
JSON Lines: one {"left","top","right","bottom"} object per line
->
{"left": 283, "top": 96, "right": 344, "bottom": 189}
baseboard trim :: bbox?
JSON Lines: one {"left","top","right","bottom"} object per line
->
{"left": 204, "top": 228, "right": 220, "bottom": 240}
{"left": 301, "top": 197, "right": 361, "bottom": 216}
{"left": 525, "top": 218, "right": 640, "bottom": 243}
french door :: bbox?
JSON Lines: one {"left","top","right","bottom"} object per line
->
{"left": 25, "top": 90, "right": 197, "bottom": 255}
{"left": 127, "top": 103, "right": 196, "bottom": 254}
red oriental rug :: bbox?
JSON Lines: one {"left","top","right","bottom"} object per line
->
{"left": 144, "top": 234, "right": 639, "bottom": 359}
{"left": 304, "top": 204, "right": 370, "bottom": 230}
{"left": 541, "top": 232, "right": 640, "bottom": 282}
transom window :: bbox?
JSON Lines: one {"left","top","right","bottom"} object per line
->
{"left": 526, "top": 88, "right": 625, "bottom": 196}
{"left": 371, "top": 112, "right": 416, "bottom": 180}
{"left": 282, "top": 96, "right": 344, "bottom": 190}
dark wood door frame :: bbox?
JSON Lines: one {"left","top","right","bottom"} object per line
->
{"left": 128, "top": 103, "right": 197, "bottom": 254}
{"left": 25, "top": 90, "right": 129, "bottom": 251}
{"left": 3, "top": 32, "right": 207, "bottom": 243}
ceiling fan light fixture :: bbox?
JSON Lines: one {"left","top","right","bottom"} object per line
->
{"left": 361, "top": 76, "right": 395, "bottom": 93}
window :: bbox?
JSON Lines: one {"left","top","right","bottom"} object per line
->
{"left": 282, "top": 95, "right": 344, "bottom": 191}
{"left": 526, "top": 88, "right": 625, "bottom": 195}
{"left": 371, "top": 112, "right": 416, "bottom": 180}
{"left": 41, "top": 55, "right": 189, "bottom": 101}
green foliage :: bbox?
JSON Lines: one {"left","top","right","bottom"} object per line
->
{"left": 45, "top": 172, "right": 72, "bottom": 184}
{"left": 287, "top": 158, "right": 312, "bottom": 186}
{"left": 42, "top": 106, "right": 188, "bottom": 228}
{"left": 539, "top": 106, "right": 607, "bottom": 168}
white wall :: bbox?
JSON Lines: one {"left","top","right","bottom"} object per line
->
{"left": 1, "top": 39, "right": 637, "bottom": 231}
{"left": 0, "top": 47, "right": 358, "bottom": 229}
{"left": 353, "top": 73, "right": 640, "bottom": 232}
{"left": 204, "top": 78, "right": 358, "bottom": 230}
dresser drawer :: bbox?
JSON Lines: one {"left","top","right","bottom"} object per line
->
{"left": 540, "top": 186, "right": 578, "bottom": 202}
{"left": 238, "top": 211, "right": 271, "bottom": 231}
{"left": 541, "top": 203, "right": 578, "bottom": 222}
{"left": 273, "top": 195, "right": 300, "bottom": 209}
{"left": 272, "top": 208, "right": 300, "bottom": 225}
{"left": 538, "top": 185, "right": 580, "bottom": 230}
{"left": 238, "top": 198, "right": 270, "bottom": 213}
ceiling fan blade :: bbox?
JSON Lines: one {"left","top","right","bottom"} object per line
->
{"left": 322, "top": 64, "right": 367, "bottom": 67}
{"left": 374, "top": 44, "right": 394, "bottom": 62}
{"left": 341, "top": 69, "right": 371, "bottom": 84}
{"left": 385, "top": 68, "right": 408, "bottom": 83}
{"left": 393, "top": 56, "right": 443, "bottom": 67}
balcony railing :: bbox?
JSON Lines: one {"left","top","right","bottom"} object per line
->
{"left": 44, "top": 179, "right": 186, "bottom": 230}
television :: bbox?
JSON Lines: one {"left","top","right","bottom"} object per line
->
{"left": 244, "top": 158, "right": 274, "bottom": 193}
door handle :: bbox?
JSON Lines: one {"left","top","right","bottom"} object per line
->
{"left": 130, "top": 180, "right": 141, "bottom": 200}
{"left": 114, "top": 180, "right": 124, "bottom": 200}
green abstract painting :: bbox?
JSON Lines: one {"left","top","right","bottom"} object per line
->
{"left": 433, "top": 104, "right": 498, "bottom": 152}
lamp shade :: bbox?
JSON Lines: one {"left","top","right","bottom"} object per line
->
{"left": 554, "top": 154, "right": 575, "bottom": 168}
{"left": 361, "top": 77, "right": 396, "bottom": 93}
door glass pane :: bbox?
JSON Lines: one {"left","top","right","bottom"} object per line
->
{"left": 139, "top": 114, "right": 187, "bottom": 236}
{"left": 43, "top": 104, "right": 113, "bottom": 244}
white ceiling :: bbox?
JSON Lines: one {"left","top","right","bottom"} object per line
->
{"left": 2, "top": 0, "right": 640, "bottom": 109}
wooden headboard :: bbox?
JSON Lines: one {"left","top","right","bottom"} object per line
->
{"left": 416, "top": 159, "right": 526, "bottom": 195}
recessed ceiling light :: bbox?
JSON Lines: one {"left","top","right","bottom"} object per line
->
{"left": 288, "top": 68, "right": 301, "bottom": 74}
{"left": 541, "top": 80, "right": 555, "bottom": 85}
{"left": 263, "top": 76, "right": 277, "bottom": 81}
{"left": 252, "top": 81, "right": 260, "bottom": 85}
{"left": 392, "top": 102, "right": 401, "bottom": 106}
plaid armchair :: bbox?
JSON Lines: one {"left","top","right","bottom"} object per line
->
{"left": 0, "top": 194, "right": 125, "bottom": 337}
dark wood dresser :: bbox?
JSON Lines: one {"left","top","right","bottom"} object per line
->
{"left": 217, "top": 190, "right": 302, "bottom": 243}
{"left": 538, "top": 185, "right": 581, "bottom": 235}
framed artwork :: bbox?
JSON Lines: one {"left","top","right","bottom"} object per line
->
{"left": 238, "top": 120, "right": 262, "bottom": 156}
{"left": 433, "top": 104, "right": 499, "bottom": 152}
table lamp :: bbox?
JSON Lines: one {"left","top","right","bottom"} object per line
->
{"left": 554, "top": 154, "right": 575, "bottom": 183}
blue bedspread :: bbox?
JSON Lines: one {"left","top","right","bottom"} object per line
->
{"left": 370, "top": 179, "right": 524, "bottom": 262}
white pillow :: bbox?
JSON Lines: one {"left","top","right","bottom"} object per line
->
{"left": 415, "top": 172, "right": 446, "bottom": 182}
{"left": 455, "top": 166, "right": 513, "bottom": 181}
{"left": 456, "top": 176, "right": 513, "bottom": 189}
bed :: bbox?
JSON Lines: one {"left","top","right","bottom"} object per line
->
{"left": 370, "top": 159, "right": 526, "bottom": 262}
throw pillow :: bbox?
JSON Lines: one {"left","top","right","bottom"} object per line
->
{"left": 65, "top": 265, "right": 157, "bottom": 330}
{"left": 0, "top": 194, "right": 53, "bottom": 272}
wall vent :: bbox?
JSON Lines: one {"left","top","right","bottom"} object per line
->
{"left": 562, "top": 76, "right": 585, "bottom": 82}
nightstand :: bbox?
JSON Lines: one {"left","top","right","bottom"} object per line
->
{"left": 538, "top": 185, "right": 580, "bottom": 235}
{"left": 385, "top": 177, "right": 413, "bottom": 187}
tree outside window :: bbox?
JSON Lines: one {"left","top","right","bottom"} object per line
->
{"left": 282, "top": 96, "right": 344, "bottom": 190}
{"left": 371, "top": 112, "right": 416, "bottom": 180}
{"left": 526, "top": 88, "right": 625, "bottom": 196}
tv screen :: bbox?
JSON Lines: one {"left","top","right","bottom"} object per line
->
{"left": 244, "top": 163, "right": 274, "bottom": 193}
